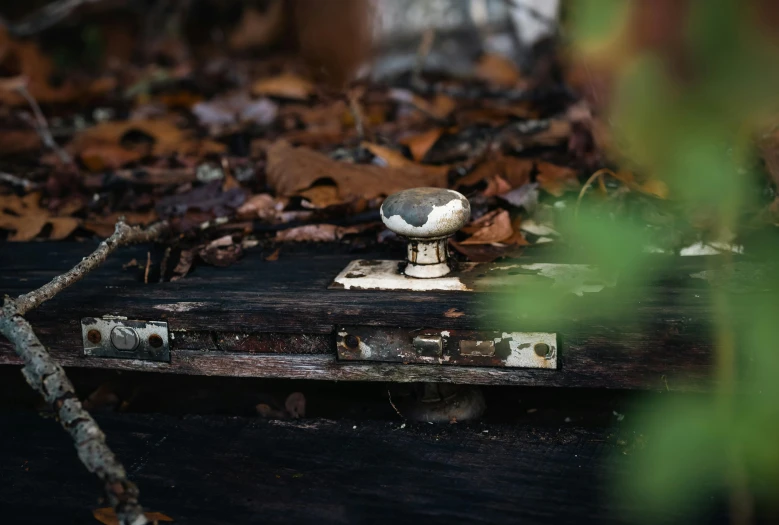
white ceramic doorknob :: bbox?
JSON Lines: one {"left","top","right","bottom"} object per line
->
{"left": 380, "top": 188, "right": 470, "bottom": 278}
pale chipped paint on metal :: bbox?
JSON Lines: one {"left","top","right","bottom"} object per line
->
{"left": 511, "top": 263, "right": 616, "bottom": 296}
{"left": 153, "top": 302, "right": 212, "bottom": 312}
{"left": 332, "top": 260, "right": 471, "bottom": 291}
{"left": 380, "top": 189, "right": 470, "bottom": 238}
{"left": 358, "top": 339, "right": 373, "bottom": 358}
{"left": 500, "top": 332, "right": 557, "bottom": 369}
{"left": 441, "top": 331, "right": 451, "bottom": 337}
{"left": 679, "top": 242, "right": 744, "bottom": 256}
{"left": 331, "top": 260, "right": 615, "bottom": 294}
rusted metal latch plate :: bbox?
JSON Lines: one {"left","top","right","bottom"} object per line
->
{"left": 337, "top": 326, "right": 557, "bottom": 369}
{"left": 81, "top": 318, "right": 170, "bottom": 362}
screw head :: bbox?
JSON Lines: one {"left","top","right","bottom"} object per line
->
{"left": 148, "top": 334, "right": 164, "bottom": 348}
{"left": 344, "top": 335, "right": 359, "bottom": 349}
{"left": 110, "top": 326, "right": 140, "bottom": 351}
{"left": 534, "top": 343, "right": 551, "bottom": 358}
{"left": 87, "top": 329, "right": 102, "bottom": 344}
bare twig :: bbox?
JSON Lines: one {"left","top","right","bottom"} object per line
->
{"left": 412, "top": 28, "right": 435, "bottom": 90}
{"left": 16, "top": 85, "right": 73, "bottom": 166}
{"left": 0, "top": 171, "right": 39, "bottom": 191}
{"left": 144, "top": 251, "right": 151, "bottom": 284}
{"left": 0, "top": 302, "right": 147, "bottom": 525}
{"left": 575, "top": 168, "right": 613, "bottom": 217}
{"left": 0, "top": 0, "right": 106, "bottom": 36}
{"left": 387, "top": 390, "right": 405, "bottom": 420}
{"left": 16, "top": 220, "right": 168, "bottom": 315}
{"left": 346, "top": 88, "right": 369, "bottom": 141}
{"left": 0, "top": 219, "right": 167, "bottom": 525}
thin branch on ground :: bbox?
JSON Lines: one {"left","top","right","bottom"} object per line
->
{"left": 347, "top": 88, "right": 369, "bottom": 141}
{"left": 412, "top": 28, "right": 435, "bottom": 90}
{"left": 0, "top": 219, "right": 167, "bottom": 525}
{"left": 0, "top": 303, "right": 147, "bottom": 525}
{"left": 15, "top": 220, "right": 168, "bottom": 315}
{"left": 0, "top": 171, "right": 39, "bottom": 192}
{"left": 15, "top": 85, "right": 74, "bottom": 166}
{"left": 0, "top": 0, "right": 106, "bottom": 36}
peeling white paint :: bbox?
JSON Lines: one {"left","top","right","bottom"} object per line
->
{"left": 440, "top": 330, "right": 451, "bottom": 337}
{"left": 332, "top": 260, "right": 470, "bottom": 291}
{"left": 153, "top": 302, "right": 211, "bottom": 312}
{"left": 680, "top": 242, "right": 743, "bottom": 256}
{"left": 381, "top": 190, "right": 469, "bottom": 237}
{"left": 501, "top": 332, "right": 557, "bottom": 368}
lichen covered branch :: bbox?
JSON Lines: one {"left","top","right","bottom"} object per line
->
{"left": 0, "top": 302, "right": 147, "bottom": 525}
{"left": 15, "top": 220, "right": 168, "bottom": 315}
{"left": 0, "top": 219, "right": 168, "bottom": 525}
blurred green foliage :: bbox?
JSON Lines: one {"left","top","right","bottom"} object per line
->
{"left": 505, "top": 0, "right": 779, "bottom": 521}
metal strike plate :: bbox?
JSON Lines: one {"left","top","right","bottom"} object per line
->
{"left": 337, "top": 326, "right": 557, "bottom": 369}
{"left": 81, "top": 318, "right": 170, "bottom": 362}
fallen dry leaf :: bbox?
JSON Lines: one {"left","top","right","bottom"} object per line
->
{"left": 456, "top": 156, "right": 534, "bottom": 189}
{"left": 193, "top": 93, "right": 278, "bottom": 127}
{"left": 482, "top": 175, "right": 513, "bottom": 197}
{"left": 252, "top": 73, "right": 314, "bottom": 100}
{"left": 80, "top": 145, "right": 143, "bottom": 172}
{"left": 276, "top": 224, "right": 359, "bottom": 242}
{"left": 0, "top": 129, "right": 42, "bottom": 155}
{"left": 450, "top": 239, "right": 522, "bottom": 263}
{"left": 0, "top": 192, "right": 79, "bottom": 241}
{"left": 265, "top": 248, "right": 280, "bottom": 261}
{"left": 171, "top": 249, "right": 194, "bottom": 281}
{"left": 83, "top": 210, "right": 159, "bottom": 238}
{"left": 267, "top": 141, "right": 448, "bottom": 201}
{"left": 198, "top": 235, "right": 243, "bottom": 267}
{"left": 93, "top": 508, "right": 174, "bottom": 525}
{"left": 400, "top": 128, "right": 444, "bottom": 161}
{"left": 237, "top": 193, "right": 279, "bottom": 220}
{"left": 362, "top": 142, "right": 448, "bottom": 178}
{"left": 387, "top": 89, "right": 455, "bottom": 119}
{"left": 69, "top": 119, "right": 225, "bottom": 159}
{"left": 474, "top": 53, "right": 523, "bottom": 87}
{"left": 536, "top": 162, "right": 580, "bottom": 197}
{"left": 460, "top": 209, "right": 514, "bottom": 245}
{"left": 299, "top": 185, "right": 343, "bottom": 208}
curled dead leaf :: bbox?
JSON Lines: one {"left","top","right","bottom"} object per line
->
{"left": 362, "top": 142, "right": 448, "bottom": 178}
{"left": 276, "top": 224, "right": 360, "bottom": 242}
{"left": 0, "top": 192, "right": 79, "bottom": 241}
{"left": 474, "top": 53, "right": 523, "bottom": 88}
{"left": 456, "top": 156, "right": 534, "bottom": 189}
{"left": 536, "top": 162, "right": 580, "bottom": 197}
{"left": 460, "top": 209, "right": 515, "bottom": 245}
{"left": 198, "top": 235, "right": 243, "bottom": 267}
{"left": 69, "top": 119, "right": 225, "bottom": 159}
{"left": 237, "top": 194, "right": 280, "bottom": 220}
{"left": 252, "top": 73, "right": 314, "bottom": 100}
{"left": 267, "top": 141, "right": 447, "bottom": 202}
{"left": 400, "top": 128, "right": 444, "bottom": 161}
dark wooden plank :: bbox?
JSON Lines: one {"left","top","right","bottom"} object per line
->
{"left": 0, "top": 241, "right": 757, "bottom": 390}
{"left": 0, "top": 411, "right": 695, "bottom": 525}
{"left": 0, "top": 348, "right": 709, "bottom": 391}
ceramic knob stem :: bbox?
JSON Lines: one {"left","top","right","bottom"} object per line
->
{"left": 380, "top": 188, "right": 471, "bottom": 278}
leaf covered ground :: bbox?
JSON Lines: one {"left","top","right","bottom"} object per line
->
{"left": 1, "top": 1, "right": 776, "bottom": 281}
